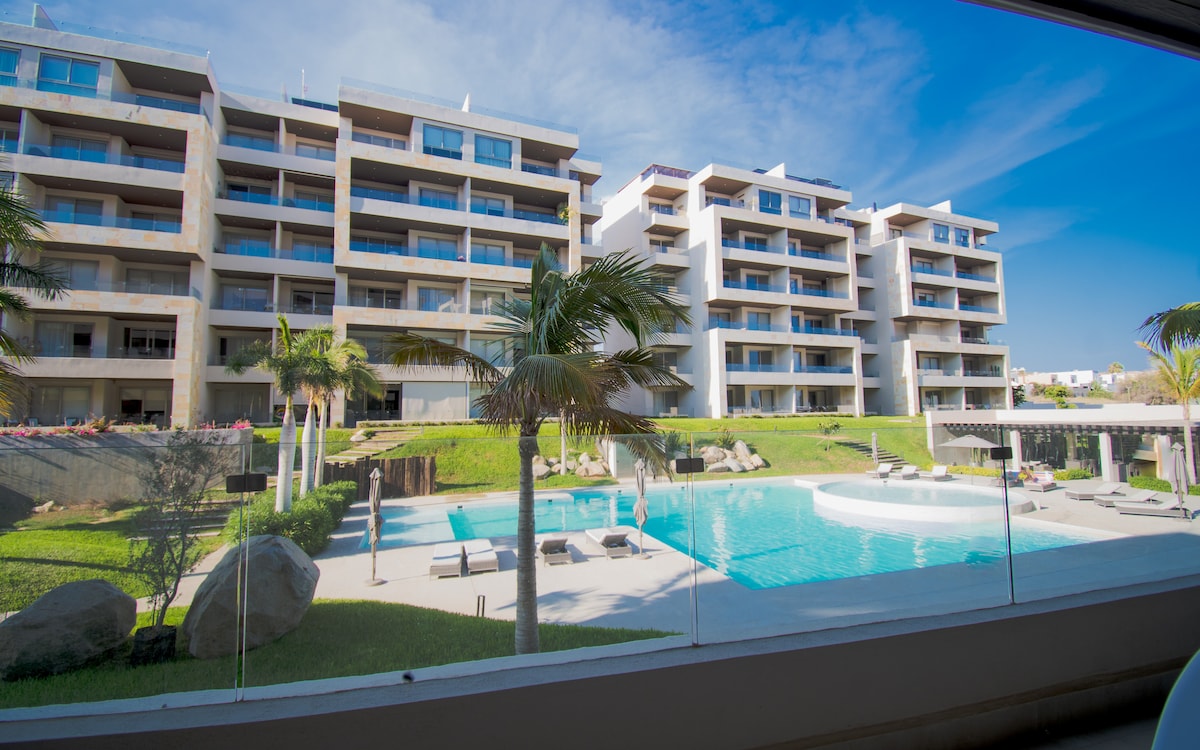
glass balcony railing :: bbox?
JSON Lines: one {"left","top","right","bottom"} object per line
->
{"left": 521, "top": 162, "right": 560, "bottom": 177}
{"left": 215, "top": 243, "right": 333, "bottom": 263}
{"left": 963, "top": 369, "right": 1005, "bottom": 377}
{"left": 918, "top": 368, "right": 960, "bottom": 376}
{"left": 705, "top": 196, "right": 746, "bottom": 208}
{"left": 725, "top": 363, "right": 790, "bottom": 373}
{"left": 0, "top": 74, "right": 206, "bottom": 117}
{"left": 475, "top": 155, "right": 513, "bottom": 168}
{"left": 214, "top": 297, "right": 273, "bottom": 313}
{"left": 223, "top": 134, "right": 279, "bottom": 152}
{"left": 721, "top": 239, "right": 784, "bottom": 255}
{"left": 704, "top": 320, "right": 790, "bottom": 333}
{"left": 423, "top": 145, "right": 463, "bottom": 160}
{"left": 350, "top": 185, "right": 410, "bottom": 203}
{"left": 723, "top": 280, "right": 788, "bottom": 294}
{"left": 58, "top": 279, "right": 191, "bottom": 296}
{"left": 349, "top": 238, "right": 408, "bottom": 256}
{"left": 796, "top": 364, "right": 854, "bottom": 374}
{"left": 39, "top": 210, "right": 181, "bottom": 233}
{"left": 911, "top": 265, "right": 953, "bottom": 277}
{"left": 959, "top": 303, "right": 999, "bottom": 313}
{"left": 956, "top": 271, "right": 997, "bottom": 282}
{"left": 790, "top": 247, "right": 841, "bottom": 261}
{"left": 25, "top": 145, "right": 186, "bottom": 173}
{"left": 792, "top": 325, "right": 858, "bottom": 337}
{"left": 218, "top": 191, "right": 334, "bottom": 212}
{"left": 351, "top": 132, "right": 407, "bottom": 150}
{"left": 417, "top": 195, "right": 460, "bottom": 211}
{"left": 648, "top": 204, "right": 677, "bottom": 216}
{"left": 913, "top": 299, "right": 954, "bottom": 309}
{"left": 793, "top": 287, "right": 848, "bottom": 299}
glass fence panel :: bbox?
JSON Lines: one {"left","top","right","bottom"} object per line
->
{"left": 0, "top": 436, "right": 250, "bottom": 709}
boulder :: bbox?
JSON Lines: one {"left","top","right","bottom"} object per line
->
{"left": 0, "top": 579, "right": 135, "bottom": 681}
{"left": 706, "top": 462, "right": 730, "bottom": 473}
{"left": 739, "top": 461, "right": 755, "bottom": 472}
{"left": 733, "top": 440, "right": 753, "bottom": 463}
{"left": 532, "top": 463, "right": 552, "bottom": 479}
{"left": 723, "top": 457, "right": 747, "bottom": 473}
{"left": 750, "top": 454, "right": 766, "bottom": 468}
{"left": 532, "top": 454, "right": 546, "bottom": 466}
{"left": 723, "top": 449, "right": 737, "bottom": 461}
{"left": 575, "top": 462, "right": 607, "bottom": 478}
{"left": 565, "top": 460, "right": 578, "bottom": 472}
{"left": 701, "top": 445, "right": 725, "bottom": 465}
{"left": 578, "top": 452, "right": 592, "bottom": 465}
{"left": 183, "top": 535, "right": 319, "bottom": 659}
{"left": 547, "top": 457, "right": 558, "bottom": 466}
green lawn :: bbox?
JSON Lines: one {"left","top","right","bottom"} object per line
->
{"left": 0, "top": 600, "right": 673, "bottom": 709}
{"left": 378, "top": 416, "right": 933, "bottom": 494}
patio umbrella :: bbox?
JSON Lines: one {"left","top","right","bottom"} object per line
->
{"left": 938, "top": 434, "right": 999, "bottom": 468}
{"left": 633, "top": 458, "right": 649, "bottom": 559}
{"left": 366, "top": 466, "right": 384, "bottom": 585}
{"left": 1170, "top": 442, "right": 1189, "bottom": 504}
{"left": 871, "top": 432, "right": 879, "bottom": 465}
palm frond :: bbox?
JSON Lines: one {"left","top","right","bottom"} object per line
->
{"left": 1141, "top": 303, "right": 1200, "bottom": 353}
{"left": 0, "top": 358, "right": 29, "bottom": 417}
{"left": 386, "top": 332, "right": 503, "bottom": 385}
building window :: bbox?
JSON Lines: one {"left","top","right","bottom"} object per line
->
{"left": 474, "top": 135, "right": 512, "bottom": 168}
{"left": 48, "top": 258, "right": 99, "bottom": 290}
{"left": 470, "top": 242, "right": 506, "bottom": 266}
{"left": 126, "top": 268, "right": 187, "bottom": 295}
{"left": 417, "top": 286, "right": 457, "bottom": 312}
{"left": 932, "top": 223, "right": 950, "bottom": 243}
{"left": 291, "top": 289, "right": 334, "bottom": 315}
{"left": 709, "top": 311, "right": 732, "bottom": 329}
{"left": 746, "top": 274, "right": 769, "bottom": 291}
{"left": 37, "top": 54, "right": 99, "bottom": 97}
{"left": 50, "top": 134, "right": 107, "bottom": 162}
{"left": 470, "top": 195, "right": 506, "bottom": 216}
{"left": 417, "top": 236, "right": 459, "bottom": 261}
{"left": 44, "top": 196, "right": 103, "bottom": 224}
{"left": 423, "top": 124, "right": 463, "bottom": 159}
{"left": 294, "top": 142, "right": 335, "bottom": 161}
{"left": 747, "top": 311, "right": 770, "bottom": 331}
{"left": 744, "top": 236, "right": 767, "bottom": 251}
{"left": 920, "top": 356, "right": 941, "bottom": 370}
{"left": 788, "top": 195, "right": 811, "bottom": 219}
{"left": 0, "top": 47, "right": 18, "bottom": 86}
{"left": 219, "top": 284, "right": 271, "bottom": 311}
{"left": 748, "top": 349, "right": 773, "bottom": 366}
{"left": 649, "top": 237, "right": 674, "bottom": 252}
{"left": 124, "top": 327, "right": 176, "bottom": 359}
{"left": 759, "top": 190, "right": 781, "bottom": 215}
{"left": 913, "top": 259, "right": 934, "bottom": 273}
{"left": 955, "top": 228, "right": 970, "bottom": 247}
{"left": 418, "top": 188, "right": 458, "bottom": 210}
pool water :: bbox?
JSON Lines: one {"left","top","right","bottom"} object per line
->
{"left": 368, "top": 479, "right": 1097, "bottom": 590}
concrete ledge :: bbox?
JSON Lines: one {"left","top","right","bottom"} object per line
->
{"left": 3, "top": 578, "right": 1199, "bottom": 749}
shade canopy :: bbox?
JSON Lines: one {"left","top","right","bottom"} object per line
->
{"left": 939, "top": 434, "right": 1000, "bottom": 450}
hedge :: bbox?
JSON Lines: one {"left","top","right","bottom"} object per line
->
{"left": 1129, "top": 476, "right": 1172, "bottom": 492}
{"left": 222, "top": 481, "right": 358, "bottom": 556}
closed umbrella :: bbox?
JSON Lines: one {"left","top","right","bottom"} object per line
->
{"left": 366, "top": 466, "right": 384, "bottom": 586}
{"left": 633, "top": 458, "right": 649, "bottom": 559}
{"left": 1171, "top": 442, "right": 1189, "bottom": 506}
{"left": 871, "top": 432, "right": 878, "bottom": 465}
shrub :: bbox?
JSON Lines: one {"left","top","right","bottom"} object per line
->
{"left": 1130, "top": 476, "right": 1172, "bottom": 492}
{"left": 1053, "top": 468, "right": 1094, "bottom": 481}
{"left": 223, "top": 480, "right": 357, "bottom": 556}
{"left": 947, "top": 465, "right": 1003, "bottom": 477}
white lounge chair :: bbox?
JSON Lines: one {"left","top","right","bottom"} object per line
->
{"left": 538, "top": 535, "right": 573, "bottom": 566}
{"left": 1064, "top": 482, "right": 1123, "bottom": 501}
{"left": 1114, "top": 493, "right": 1190, "bottom": 519}
{"left": 429, "top": 542, "right": 464, "bottom": 578}
{"left": 585, "top": 527, "right": 632, "bottom": 558}
{"left": 464, "top": 538, "right": 499, "bottom": 574}
{"left": 866, "top": 462, "right": 893, "bottom": 479}
{"left": 1024, "top": 471, "right": 1058, "bottom": 492}
{"left": 925, "top": 465, "right": 952, "bottom": 482}
{"left": 898, "top": 465, "right": 919, "bottom": 480}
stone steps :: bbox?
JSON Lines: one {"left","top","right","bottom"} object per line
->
{"left": 840, "top": 439, "right": 906, "bottom": 466}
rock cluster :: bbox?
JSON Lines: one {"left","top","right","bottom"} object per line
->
{"left": 532, "top": 452, "right": 609, "bottom": 479}
{"left": 182, "top": 535, "right": 319, "bottom": 659}
{"left": 699, "top": 440, "right": 767, "bottom": 473}
{"left": 0, "top": 579, "right": 135, "bottom": 681}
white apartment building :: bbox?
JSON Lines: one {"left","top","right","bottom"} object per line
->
{"left": 0, "top": 12, "right": 600, "bottom": 427}
{"left": 598, "top": 165, "right": 1012, "bottom": 418}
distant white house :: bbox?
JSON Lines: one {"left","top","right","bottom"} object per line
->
{"left": 1010, "top": 368, "right": 1132, "bottom": 398}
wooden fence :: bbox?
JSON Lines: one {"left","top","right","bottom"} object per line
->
{"left": 322, "top": 456, "right": 436, "bottom": 500}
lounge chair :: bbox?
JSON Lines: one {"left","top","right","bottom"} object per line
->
{"left": 925, "top": 465, "right": 953, "bottom": 481}
{"left": 464, "top": 538, "right": 499, "bottom": 574}
{"left": 1024, "top": 471, "right": 1058, "bottom": 492}
{"left": 866, "top": 462, "right": 893, "bottom": 479}
{"left": 585, "top": 527, "right": 633, "bottom": 558}
{"left": 429, "top": 542, "right": 464, "bottom": 578}
{"left": 898, "top": 465, "right": 919, "bottom": 480}
{"left": 1095, "top": 488, "right": 1158, "bottom": 508}
{"left": 1114, "top": 493, "right": 1190, "bottom": 519}
{"left": 1064, "top": 482, "right": 1123, "bottom": 501}
{"left": 538, "top": 535, "right": 573, "bottom": 566}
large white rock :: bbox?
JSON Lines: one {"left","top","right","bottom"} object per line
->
{"left": 750, "top": 454, "right": 766, "bottom": 468}
{"left": 578, "top": 453, "right": 592, "bottom": 465}
{"left": 575, "top": 462, "right": 607, "bottom": 478}
{"left": 701, "top": 445, "right": 725, "bottom": 465}
{"left": 0, "top": 579, "right": 135, "bottom": 681}
{"left": 733, "top": 440, "right": 753, "bottom": 462}
{"left": 183, "top": 535, "right": 319, "bottom": 659}
{"left": 532, "top": 454, "right": 546, "bottom": 466}
{"left": 723, "top": 457, "right": 747, "bottom": 473}
{"left": 706, "top": 462, "right": 730, "bottom": 473}
{"left": 532, "top": 463, "right": 552, "bottom": 479}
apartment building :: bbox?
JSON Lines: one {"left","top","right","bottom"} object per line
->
{"left": 598, "top": 164, "right": 1011, "bottom": 417}
{"left": 0, "top": 12, "right": 600, "bottom": 427}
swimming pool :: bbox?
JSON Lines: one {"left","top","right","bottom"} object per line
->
{"left": 367, "top": 478, "right": 1099, "bottom": 590}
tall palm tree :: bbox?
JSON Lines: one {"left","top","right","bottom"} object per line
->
{"left": 0, "top": 186, "right": 66, "bottom": 416}
{"left": 388, "top": 246, "right": 690, "bottom": 654}
{"left": 1138, "top": 342, "right": 1200, "bottom": 483}
{"left": 225, "top": 314, "right": 326, "bottom": 512}
{"left": 1141, "top": 303, "right": 1200, "bottom": 352}
{"left": 313, "top": 350, "right": 381, "bottom": 489}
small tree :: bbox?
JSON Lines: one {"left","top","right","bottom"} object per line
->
{"left": 1107, "top": 361, "right": 1125, "bottom": 374}
{"left": 130, "top": 429, "right": 237, "bottom": 628}
{"left": 817, "top": 419, "right": 841, "bottom": 451}
{"left": 1044, "top": 384, "right": 1071, "bottom": 408}
{"left": 1012, "top": 384, "right": 1026, "bottom": 408}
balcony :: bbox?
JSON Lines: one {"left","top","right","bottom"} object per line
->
{"left": 648, "top": 204, "right": 677, "bottom": 216}
{"left": 25, "top": 146, "right": 186, "bottom": 173}
{"left": 216, "top": 242, "right": 333, "bottom": 264}
{"left": 956, "top": 270, "right": 996, "bottom": 282}
{"left": 792, "top": 325, "right": 858, "bottom": 338}
{"left": 959, "top": 303, "right": 999, "bottom": 314}
{"left": 218, "top": 191, "right": 334, "bottom": 212}
{"left": 521, "top": 163, "right": 562, "bottom": 178}
{"left": 963, "top": 369, "right": 1005, "bottom": 378}
{"left": 705, "top": 320, "right": 790, "bottom": 333}
{"left": 0, "top": 75, "right": 205, "bottom": 117}
{"left": 722, "top": 238, "right": 785, "bottom": 255}
{"left": 725, "top": 363, "right": 790, "bottom": 373}
{"left": 723, "top": 280, "right": 788, "bottom": 294}
{"left": 470, "top": 205, "right": 560, "bottom": 224}
{"left": 911, "top": 265, "right": 953, "bottom": 277}
{"left": 706, "top": 197, "right": 746, "bottom": 209}
{"left": 913, "top": 299, "right": 954, "bottom": 310}
{"left": 352, "top": 132, "right": 407, "bottom": 151}
{"left": 796, "top": 365, "right": 854, "bottom": 374}
{"left": 791, "top": 247, "right": 841, "bottom": 262}
{"left": 793, "top": 287, "right": 848, "bottom": 299}
{"left": 39, "top": 210, "right": 181, "bottom": 233}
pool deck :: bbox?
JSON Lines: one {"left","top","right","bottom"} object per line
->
{"left": 165, "top": 475, "right": 1200, "bottom": 643}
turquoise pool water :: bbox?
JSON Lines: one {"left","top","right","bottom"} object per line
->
{"left": 367, "top": 479, "right": 1097, "bottom": 589}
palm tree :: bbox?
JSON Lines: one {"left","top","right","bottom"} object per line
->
{"left": 388, "top": 246, "right": 690, "bottom": 654}
{"left": 1138, "top": 342, "right": 1200, "bottom": 483}
{"left": 0, "top": 186, "right": 66, "bottom": 416}
{"left": 294, "top": 327, "right": 381, "bottom": 494}
{"left": 225, "top": 314, "right": 326, "bottom": 512}
{"left": 1141, "top": 303, "right": 1200, "bottom": 352}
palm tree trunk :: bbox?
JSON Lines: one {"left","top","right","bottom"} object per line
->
{"left": 276, "top": 398, "right": 297, "bottom": 512}
{"left": 514, "top": 433, "right": 540, "bottom": 654}
{"left": 299, "top": 397, "right": 316, "bottom": 497}
{"left": 559, "top": 410, "right": 567, "bottom": 476}
{"left": 314, "top": 396, "right": 328, "bottom": 488}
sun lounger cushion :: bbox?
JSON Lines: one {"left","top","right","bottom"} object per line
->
{"left": 464, "top": 538, "right": 499, "bottom": 574}
{"left": 899, "top": 465, "right": 918, "bottom": 479}
{"left": 1097, "top": 488, "right": 1158, "bottom": 508}
{"left": 866, "top": 463, "right": 892, "bottom": 478}
{"left": 1115, "top": 494, "right": 1190, "bottom": 518}
{"left": 586, "top": 527, "right": 632, "bottom": 558}
{"left": 430, "top": 542, "right": 463, "bottom": 578}
{"left": 538, "top": 535, "right": 573, "bottom": 565}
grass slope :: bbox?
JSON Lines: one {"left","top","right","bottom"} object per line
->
{"left": 0, "top": 600, "right": 673, "bottom": 709}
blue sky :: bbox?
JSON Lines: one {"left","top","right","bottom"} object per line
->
{"left": 7, "top": 0, "right": 1198, "bottom": 373}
